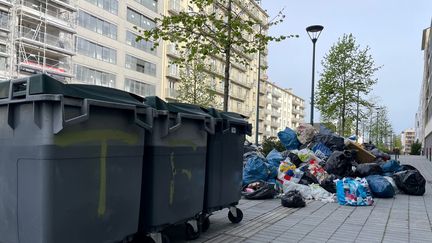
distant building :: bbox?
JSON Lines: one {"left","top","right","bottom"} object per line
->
{"left": 253, "top": 81, "right": 305, "bottom": 141}
{"left": 401, "top": 128, "right": 416, "bottom": 155}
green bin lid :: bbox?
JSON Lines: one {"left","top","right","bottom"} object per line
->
{"left": 0, "top": 74, "right": 146, "bottom": 106}
{"left": 144, "top": 96, "right": 211, "bottom": 118}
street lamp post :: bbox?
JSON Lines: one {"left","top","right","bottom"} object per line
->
{"left": 255, "top": 24, "right": 263, "bottom": 145}
{"left": 306, "top": 25, "right": 324, "bottom": 126}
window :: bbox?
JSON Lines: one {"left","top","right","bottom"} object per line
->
{"left": 127, "top": 8, "right": 155, "bottom": 30}
{"left": 78, "top": 11, "right": 117, "bottom": 39}
{"left": 134, "top": 0, "right": 158, "bottom": 12}
{"left": 126, "top": 31, "right": 156, "bottom": 55}
{"left": 75, "top": 64, "right": 116, "bottom": 88}
{"left": 0, "top": 11, "right": 8, "bottom": 29}
{"left": 76, "top": 37, "right": 117, "bottom": 64}
{"left": 125, "top": 54, "right": 156, "bottom": 76}
{"left": 85, "top": 0, "right": 118, "bottom": 14}
{"left": 125, "top": 78, "right": 156, "bottom": 97}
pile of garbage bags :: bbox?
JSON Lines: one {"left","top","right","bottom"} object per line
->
{"left": 242, "top": 124, "right": 426, "bottom": 208}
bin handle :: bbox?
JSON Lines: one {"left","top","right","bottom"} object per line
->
{"left": 55, "top": 98, "right": 152, "bottom": 134}
{"left": 9, "top": 78, "right": 29, "bottom": 100}
{"left": 164, "top": 112, "right": 215, "bottom": 136}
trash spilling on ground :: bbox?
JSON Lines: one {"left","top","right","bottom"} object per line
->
{"left": 242, "top": 123, "right": 427, "bottom": 208}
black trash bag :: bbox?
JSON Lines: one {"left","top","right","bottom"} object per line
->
{"left": 362, "top": 143, "right": 376, "bottom": 151}
{"left": 312, "top": 134, "right": 345, "bottom": 151}
{"left": 399, "top": 164, "right": 418, "bottom": 171}
{"left": 242, "top": 181, "right": 278, "bottom": 200}
{"left": 288, "top": 152, "right": 303, "bottom": 167}
{"left": 324, "top": 150, "right": 355, "bottom": 177}
{"left": 320, "top": 176, "right": 337, "bottom": 193}
{"left": 298, "top": 170, "right": 319, "bottom": 185}
{"left": 281, "top": 190, "right": 306, "bottom": 208}
{"left": 392, "top": 170, "right": 426, "bottom": 196}
{"left": 354, "top": 163, "right": 383, "bottom": 178}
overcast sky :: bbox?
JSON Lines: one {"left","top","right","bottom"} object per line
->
{"left": 261, "top": 0, "right": 431, "bottom": 134}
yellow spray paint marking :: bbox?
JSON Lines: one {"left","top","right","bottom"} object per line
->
{"left": 98, "top": 140, "right": 107, "bottom": 217}
{"left": 167, "top": 139, "right": 198, "bottom": 151}
{"left": 181, "top": 169, "right": 192, "bottom": 180}
{"left": 169, "top": 152, "right": 176, "bottom": 205}
{"left": 54, "top": 129, "right": 139, "bottom": 217}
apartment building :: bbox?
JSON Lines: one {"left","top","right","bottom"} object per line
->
{"left": 0, "top": 0, "right": 307, "bottom": 143}
{"left": 253, "top": 80, "right": 305, "bottom": 141}
{"left": 420, "top": 23, "right": 431, "bottom": 151}
{"left": 401, "top": 128, "right": 416, "bottom": 155}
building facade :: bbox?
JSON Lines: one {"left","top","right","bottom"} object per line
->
{"left": 0, "top": 0, "right": 305, "bottom": 143}
{"left": 252, "top": 81, "right": 305, "bottom": 142}
{"left": 420, "top": 24, "right": 431, "bottom": 152}
{"left": 401, "top": 128, "right": 416, "bottom": 155}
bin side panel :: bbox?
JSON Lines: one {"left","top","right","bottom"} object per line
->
{"left": 140, "top": 146, "right": 206, "bottom": 231}
{"left": 0, "top": 100, "right": 145, "bottom": 243}
{"left": 205, "top": 130, "right": 246, "bottom": 211}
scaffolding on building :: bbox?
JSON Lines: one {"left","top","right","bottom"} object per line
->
{"left": 9, "top": 0, "right": 76, "bottom": 81}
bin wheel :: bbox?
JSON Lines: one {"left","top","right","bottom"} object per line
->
{"left": 144, "top": 234, "right": 170, "bottom": 243}
{"left": 185, "top": 222, "right": 200, "bottom": 240}
{"left": 228, "top": 208, "right": 243, "bottom": 224}
{"left": 201, "top": 217, "right": 210, "bottom": 232}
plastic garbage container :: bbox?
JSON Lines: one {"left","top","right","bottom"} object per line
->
{"left": 0, "top": 74, "right": 152, "bottom": 243}
{"left": 138, "top": 97, "right": 214, "bottom": 241}
{"left": 200, "top": 108, "right": 251, "bottom": 231}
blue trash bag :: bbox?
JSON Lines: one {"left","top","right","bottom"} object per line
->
{"left": 243, "top": 156, "right": 278, "bottom": 186}
{"left": 336, "top": 178, "right": 374, "bottom": 206}
{"left": 266, "top": 163, "right": 278, "bottom": 179}
{"left": 266, "top": 149, "right": 284, "bottom": 168}
{"left": 312, "top": 142, "right": 332, "bottom": 158}
{"left": 366, "top": 175, "right": 395, "bottom": 198}
{"left": 278, "top": 128, "right": 301, "bottom": 150}
{"left": 380, "top": 160, "right": 401, "bottom": 173}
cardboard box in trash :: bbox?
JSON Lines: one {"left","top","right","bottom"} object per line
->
{"left": 346, "top": 141, "right": 376, "bottom": 163}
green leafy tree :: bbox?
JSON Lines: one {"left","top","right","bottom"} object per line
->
{"left": 136, "top": 0, "right": 297, "bottom": 111}
{"left": 317, "top": 34, "right": 381, "bottom": 136}
{"left": 410, "top": 140, "right": 422, "bottom": 155}
{"left": 261, "top": 136, "right": 285, "bottom": 156}
{"left": 176, "top": 58, "right": 218, "bottom": 107}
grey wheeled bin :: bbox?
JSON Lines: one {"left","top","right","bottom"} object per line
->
{"left": 138, "top": 97, "right": 214, "bottom": 242}
{"left": 200, "top": 108, "right": 252, "bottom": 232}
{"left": 0, "top": 74, "right": 152, "bottom": 243}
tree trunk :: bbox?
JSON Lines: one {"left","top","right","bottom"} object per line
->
{"left": 223, "top": 0, "right": 232, "bottom": 112}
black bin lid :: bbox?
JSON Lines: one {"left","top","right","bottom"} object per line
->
{"left": 0, "top": 74, "right": 146, "bottom": 107}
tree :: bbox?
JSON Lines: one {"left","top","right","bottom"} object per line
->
{"left": 261, "top": 136, "right": 284, "bottom": 156}
{"left": 410, "top": 140, "right": 422, "bottom": 155}
{"left": 136, "top": 0, "right": 297, "bottom": 111}
{"left": 176, "top": 58, "right": 218, "bottom": 107}
{"left": 316, "top": 34, "right": 381, "bottom": 136}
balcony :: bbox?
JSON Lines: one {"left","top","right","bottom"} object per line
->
{"left": 168, "top": 0, "right": 184, "bottom": 14}
{"left": 18, "top": 53, "right": 73, "bottom": 77}
{"left": 272, "top": 99, "right": 282, "bottom": 108}
{"left": 271, "top": 110, "right": 281, "bottom": 118}
{"left": 17, "top": 26, "right": 74, "bottom": 55}
{"left": 230, "top": 90, "right": 247, "bottom": 100}
{"left": 166, "top": 66, "right": 180, "bottom": 79}
{"left": 292, "top": 108, "right": 303, "bottom": 115}
{"left": 166, "top": 87, "right": 178, "bottom": 99}
{"left": 17, "top": 0, "right": 76, "bottom": 32}
{"left": 271, "top": 120, "right": 280, "bottom": 128}
{"left": 260, "top": 58, "right": 268, "bottom": 68}
{"left": 167, "top": 44, "right": 181, "bottom": 58}
{"left": 292, "top": 99, "right": 300, "bottom": 106}
{"left": 51, "top": 0, "right": 77, "bottom": 11}
{"left": 272, "top": 89, "right": 282, "bottom": 98}
{"left": 258, "top": 98, "right": 266, "bottom": 108}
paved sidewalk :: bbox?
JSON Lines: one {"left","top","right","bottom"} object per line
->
{"left": 174, "top": 155, "right": 432, "bottom": 243}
